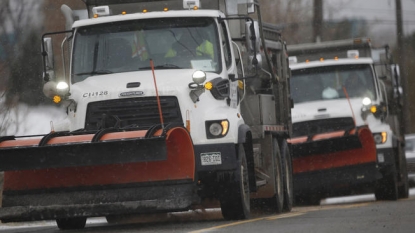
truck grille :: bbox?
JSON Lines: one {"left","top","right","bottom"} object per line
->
{"left": 292, "top": 117, "right": 355, "bottom": 137}
{"left": 85, "top": 96, "right": 183, "bottom": 130}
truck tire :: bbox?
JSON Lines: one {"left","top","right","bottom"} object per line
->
{"left": 263, "top": 137, "right": 284, "bottom": 213}
{"left": 280, "top": 140, "right": 293, "bottom": 212}
{"left": 220, "top": 143, "right": 250, "bottom": 220}
{"left": 398, "top": 146, "right": 409, "bottom": 199}
{"left": 56, "top": 217, "right": 87, "bottom": 230}
{"left": 375, "top": 167, "right": 398, "bottom": 201}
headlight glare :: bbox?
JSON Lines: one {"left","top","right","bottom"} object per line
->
{"left": 206, "top": 120, "right": 230, "bottom": 139}
{"left": 362, "top": 97, "right": 372, "bottom": 106}
{"left": 373, "top": 132, "right": 387, "bottom": 144}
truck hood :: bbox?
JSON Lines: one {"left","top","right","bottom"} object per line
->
{"left": 292, "top": 98, "right": 366, "bottom": 126}
{"left": 70, "top": 69, "right": 204, "bottom": 101}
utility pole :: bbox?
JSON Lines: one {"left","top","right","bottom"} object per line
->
{"left": 395, "top": 0, "right": 409, "bottom": 135}
{"left": 313, "top": 0, "right": 323, "bottom": 42}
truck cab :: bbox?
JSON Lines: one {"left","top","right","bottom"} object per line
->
{"left": 288, "top": 38, "right": 408, "bottom": 203}
{"left": 0, "top": 0, "right": 293, "bottom": 229}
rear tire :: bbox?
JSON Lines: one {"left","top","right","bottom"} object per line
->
{"left": 56, "top": 217, "right": 87, "bottom": 230}
{"left": 220, "top": 143, "right": 250, "bottom": 220}
{"left": 398, "top": 147, "right": 409, "bottom": 199}
{"left": 281, "top": 140, "right": 293, "bottom": 212}
{"left": 264, "top": 137, "right": 284, "bottom": 213}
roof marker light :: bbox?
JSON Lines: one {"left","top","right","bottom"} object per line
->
{"left": 334, "top": 56, "right": 339, "bottom": 60}
{"left": 92, "top": 6, "right": 110, "bottom": 17}
{"left": 183, "top": 0, "right": 200, "bottom": 9}
{"left": 320, "top": 57, "right": 324, "bottom": 62}
{"left": 288, "top": 56, "right": 298, "bottom": 64}
{"left": 347, "top": 50, "right": 359, "bottom": 59}
{"left": 143, "top": 9, "right": 148, "bottom": 13}
{"left": 122, "top": 11, "right": 127, "bottom": 15}
{"left": 164, "top": 7, "right": 169, "bottom": 11}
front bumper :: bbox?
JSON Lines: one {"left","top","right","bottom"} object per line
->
{"left": 0, "top": 180, "right": 195, "bottom": 222}
{"left": 293, "top": 162, "right": 381, "bottom": 196}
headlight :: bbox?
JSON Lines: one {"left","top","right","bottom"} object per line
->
{"left": 373, "top": 132, "right": 387, "bottom": 144}
{"left": 362, "top": 97, "right": 372, "bottom": 106}
{"left": 206, "top": 120, "right": 229, "bottom": 139}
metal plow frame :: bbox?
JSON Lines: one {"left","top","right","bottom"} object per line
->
{"left": 0, "top": 126, "right": 196, "bottom": 221}
{"left": 290, "top": 126, "right": 377, "bottom": 173}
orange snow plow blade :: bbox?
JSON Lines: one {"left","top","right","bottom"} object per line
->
{"left": 290, "top": 126, "right": 377, "bottom": 173}
{"left": 0, "top": 126, "right": 196, "bottom": 221}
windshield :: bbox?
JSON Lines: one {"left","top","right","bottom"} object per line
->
{"left": 72, "top": 17, "right": 220, "bottom": 83}
{"left": 290, "top": 64, "right": 377, "bottom": 104}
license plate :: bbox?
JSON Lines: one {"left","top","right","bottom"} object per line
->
{"left": 200, "top": 152, "right": 222, "bottom": 166}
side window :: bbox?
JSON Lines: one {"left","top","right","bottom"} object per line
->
{"left": 220, "top": 22, "right": 232, "bottom": 69}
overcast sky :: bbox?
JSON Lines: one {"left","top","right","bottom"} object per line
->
{"left": 324, "top": 0, "right": 415, "bottom": 44}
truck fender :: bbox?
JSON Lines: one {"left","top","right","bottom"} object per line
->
{"left": 237, "top": 124, "right": 251, "bottom": 144}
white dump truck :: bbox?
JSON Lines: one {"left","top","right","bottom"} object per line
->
{"left": 0, "top": 0, "right": 293, "bottom": 229}
{"left": 288, "top": 38, "right": 408, "bottom": 205}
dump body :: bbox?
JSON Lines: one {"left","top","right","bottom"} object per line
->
{"left": 0, "top": 0, "right": 293, "bottom": 227}
{"left": 288, "top": 38, "right": 408, "bottom": 202}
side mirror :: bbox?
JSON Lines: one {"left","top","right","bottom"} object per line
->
{"left": 42, "top": 37, "right": 55, "bottom": 81}
{"left": 43, "top": 81, "right": 70, "bottom": 100}
{"left": 245, "top": 20, "right": 262, "bottom": 69}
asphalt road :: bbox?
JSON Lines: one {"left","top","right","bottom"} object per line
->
{"left": 1, "top": 189, "right": 415, "bottom": 233}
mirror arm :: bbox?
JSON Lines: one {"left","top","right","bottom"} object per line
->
{"left": 41, "top": 30, "right": 73, "bottom": 81}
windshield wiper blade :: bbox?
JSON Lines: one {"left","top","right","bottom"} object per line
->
{"left": 139, "top": 64, "right": 181, "bottom": 70}
{"left": 75, "top": 70, "right": 113, "bottom": 76}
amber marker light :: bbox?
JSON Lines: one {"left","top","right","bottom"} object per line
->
{"left": 381, "top": 132, "right": 387, "bottom": 143}
{"left": 205, "top": 82, "right": 213, "bottom": 90}
{"left": 370, "top": 105, "right": 377, "bottom": 114}
{"left": 122, "top": 11, "right": 127, "bottom": 15}
{"left": 93, "top": 14, "right": 98, "bottom": 18}
{"left": 143, "top": 9, "right": 148, "bottom": 13}
{"left": 221, "top": 120, "right": 229, "bottom": 135}
{"left": 193, "top": 6, "right": 199, "bottom": 10}
{"left": 320, "top": 57, "right": 324, "bottom": 62}
{"left": 305, "top": 59, "right": 310, "bottom": 63}
{"left": 238, "top": 80, "right": 244, "bottom": 90}
{"left": 53, "top": 95, "right": 62, "bottom": 104}
{"left": 334, "top": 56, "right": 339, "bottom": 60}
{"left": 164, "top": 7, "right": 169, "bottom": 11}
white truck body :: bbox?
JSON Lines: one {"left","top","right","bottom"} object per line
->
{"left": 0, "top": 0, "right": 294, "bottom": 228}
{"left": 288, "top": 38, "right": 408, "bottom": 203}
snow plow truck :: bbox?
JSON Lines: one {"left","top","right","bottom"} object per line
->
{"left": 287, "top": 38, "right": 408, "bottom": 205}
{"left": 0, "top": 0, "right": 293, "bottom": 230}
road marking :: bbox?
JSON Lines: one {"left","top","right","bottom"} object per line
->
{"left": 188, "top": 212, "right": 304, "bottom": 233}
{"left": 189, "top": 203, "right": 371, "bottom": 233}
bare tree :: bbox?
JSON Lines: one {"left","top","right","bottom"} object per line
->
{"left": 0, "top": 0, "right": 44, "bottom": 135}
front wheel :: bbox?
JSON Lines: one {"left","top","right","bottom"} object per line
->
{"left": 281, "top": 140, "right": 293, "bottom": 212}
{"left": 56, "top": 217, "right": 87, "bottom": 230}
{"left": 375, "top": 164, "right": 398, "bottom": 201}
{"left": 220, "top": 143, "right": 250, "bottom": 220}
{"left": 398, "top": 147, "right": 409, "bottom": 199}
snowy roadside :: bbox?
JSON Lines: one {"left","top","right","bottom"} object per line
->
{"left": 0, "top": 103, "right": 67, "bottom": 136}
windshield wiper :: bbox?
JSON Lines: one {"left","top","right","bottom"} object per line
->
{"left": 74, "top": 70, "right": 113, "bottom": 76}
{"left": 139, "top": 64, "right": 181, "bottom": 70}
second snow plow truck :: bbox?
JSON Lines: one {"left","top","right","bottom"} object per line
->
{"left": 287, "top": 38, "right": 408, "bottom": 205}
{"left": 0, "top": 0, "right": 293, "bottom": 230}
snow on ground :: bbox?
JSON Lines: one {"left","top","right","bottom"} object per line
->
{"left": 0, "top": 103, "right": 67, "bottom": 136}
